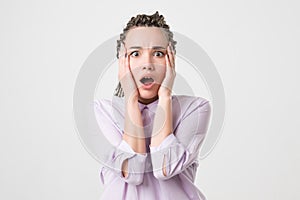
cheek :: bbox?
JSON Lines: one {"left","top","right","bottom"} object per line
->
{"left": 129, "top": 59, "right": 141, "bottom": 75}
{"left": 153, "top": 58, "right": 166, "bottom": 70}
{"left": 129, "top": 59, "right": 137, "bottom": 69}
{"left": 158, "top": 59, "right": 166, "bottom": 71}
{"left": 157, "top": 58, "right": 166, "bottom": 67}
{"left": 156, "top": 65, "right": 166, "bottom": 82}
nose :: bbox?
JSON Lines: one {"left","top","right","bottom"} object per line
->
{"left": 141, "top": 52, "right": 155, "bottom": 71}
{"left": 142, "top": 65, "right": 154, "bottom": 71}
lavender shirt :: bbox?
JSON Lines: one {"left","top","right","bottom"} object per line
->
{"left": 94, "top": 95, "right": 211, "bottom": 200}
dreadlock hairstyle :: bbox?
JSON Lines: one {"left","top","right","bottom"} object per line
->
{"left": 114, "top": 11, "right": 177, "bottom": 97}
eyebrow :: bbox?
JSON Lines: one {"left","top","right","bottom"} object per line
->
{"left": 129, "top": 46, "right": 166, "bottom": 50}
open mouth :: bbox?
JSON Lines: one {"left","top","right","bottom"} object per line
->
{"left": 140, "top": 76, "right": 154, "bottom": 85}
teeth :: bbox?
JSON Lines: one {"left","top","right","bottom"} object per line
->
{"left": 140, "top": 76, "right": 154, "bottom": 85}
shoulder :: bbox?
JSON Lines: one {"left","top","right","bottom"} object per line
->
{"left": 93, "top": 98, "right": 110, "bottom": 108}
{"left": 171, "top": 95, "right": 211, "bottom": 122}
{"left": 94, "top": 96, "right": 124, "bottom": 113}
{"left": 172, "top": 95, "right": 210, "bottom": 110}
{"left": 93, "top": 97, "right": 125, "bottom": 131}
{"left": 93, "top": 99, "right": 111, "bottom": 117}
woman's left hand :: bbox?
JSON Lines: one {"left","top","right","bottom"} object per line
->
{"left": 158, "top": 43, "right": 176, "bottom": 98}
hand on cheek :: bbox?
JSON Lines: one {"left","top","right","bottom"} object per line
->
{"left": 158, "top": 43, "right": 176, "bottom": 98}
{"left": 118, "top": 44, "right": 139, "bottom": 101}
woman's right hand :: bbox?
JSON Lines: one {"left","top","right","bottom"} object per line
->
{"left": 118, "top": 43, "right": 146, "bottom": 155}
{"left": 118, "top": 43, "right": 139, "bottom": 102}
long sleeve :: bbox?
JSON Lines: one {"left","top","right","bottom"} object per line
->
{"left": 149, "top": 97, "right": 211, "bottom": 180}
{"left": 94, "top": 99, "right": 147, "bottom": 185}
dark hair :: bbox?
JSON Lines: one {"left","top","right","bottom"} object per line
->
{"left": 114, "top": 11, "right": 177, "bottom": 97}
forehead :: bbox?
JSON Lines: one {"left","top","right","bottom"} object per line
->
{"left": 124, "top": 27, "right": 169, "bottom": 48}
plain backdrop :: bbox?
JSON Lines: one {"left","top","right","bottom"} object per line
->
{"left": 1, "top": 0, "right": 299, "bottom": 199}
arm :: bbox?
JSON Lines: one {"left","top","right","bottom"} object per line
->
{"left": 97, "top": 44, "right": 147, "bottom": 185}
{"left": 118, "top": 43, "right": 146, "bottom": 180}
{"left": 149, "top": 43, "right": 175, "bottom": 176}
{"left": 150, "top": 96, "right": 172, "bottom": 176}
{"left": 151, "top": 43, "right": 176, "bottom": 147}
{"left": 121, "top": 97, "right": 146, "bottom": 178}
{"left": 150, "top": 98, "right": 211, "bottom": 180}
{"left": 94, "top": 99, "right": 146, "bottom": 185}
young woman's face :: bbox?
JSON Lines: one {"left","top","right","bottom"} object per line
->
{"left": 124, "top": 27, "right": 169, "bottom": 102}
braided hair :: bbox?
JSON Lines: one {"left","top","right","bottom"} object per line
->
{"left": 114, "top": 11, "right": 177, "bottom": 97}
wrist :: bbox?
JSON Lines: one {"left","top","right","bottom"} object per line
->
{"left": 158, "top": 89, "right": 172, "bottom": 98}
{"left": 158, "top": 94, "right": 172, "bottom": 102}
{"left": 125, "top": 95, "right": 139, "bottom": 105}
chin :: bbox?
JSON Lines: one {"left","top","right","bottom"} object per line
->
{"left": 139, "top": 91, "right": 158, "bottom": 100}
{"left": 138, "top": 88, "right": 159, "bottom": 103}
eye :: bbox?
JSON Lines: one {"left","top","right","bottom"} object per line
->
{"left": 130, "top": 51, "right": 139, "bottom": 57}
{"left": 153, "top": 51, "right": 165, "bottom": 57}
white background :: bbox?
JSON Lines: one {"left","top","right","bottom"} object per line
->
{"left": 1, "top": 0, "right": 299, "bottom": 199}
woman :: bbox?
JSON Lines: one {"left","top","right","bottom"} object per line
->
{"left": 94, "top": 11, "right": 211, "bottom": 200}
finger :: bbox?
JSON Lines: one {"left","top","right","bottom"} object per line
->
{"left": 167, "top": 44, "right": 175, "bottom": 68}
{"left": 120, "top": 45, "right": 128, "bottom": 68}
{"left": 118, "top": 56, "right": 124, "bottom": 81}
{"left": 118, "top": 51, "right": 124, "bottom": 67}
{"left": 126, "top": 56, "right": 138, "bottom": 88}
{"left": 118, "top": 48, "right": 128, "bottom": 81}
{"left": 125, "top": 52, "right": 131, "bottom": 74}
{"left": 165, "top": 53, "right": 171, "bottom": 71}
{"left": 166, "top": 45, "right": 176, "bottom": 77}
{"left": 118, "top": 43, "right": 125, "bottom": 65}
{"left": 119, "top": 42, "right": 126, "bottom": 58}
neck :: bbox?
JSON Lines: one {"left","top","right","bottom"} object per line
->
{"left": 138, "top": 95, "right": 159, "bottom": 105}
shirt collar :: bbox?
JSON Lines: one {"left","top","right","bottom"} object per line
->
{"left": 112, "top": 95, "right": 159, "bottom": 112}
{"left": 138, "top": 98, "right": 159, "bottom": 111}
